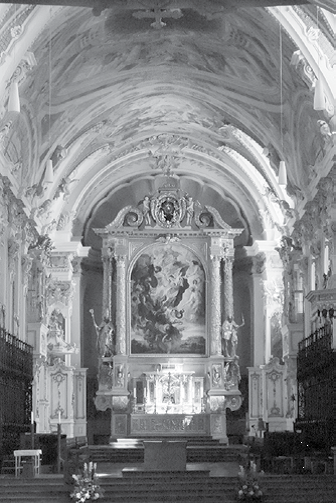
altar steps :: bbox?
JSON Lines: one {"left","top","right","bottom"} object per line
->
{"left": 89, "top": 439, "right": 244, "bottom": 464}
{"left": 0, "top": 474, "right": 334, "bottom": 503}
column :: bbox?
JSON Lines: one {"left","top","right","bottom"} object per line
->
{"left": 251, "top": 242, "right": 284, "bottom": 363}
{"left": 71, "top": 257, "right": 83, "bottom": 368}
{"left": 115, "top": 255, "right": 126, "bottom": 355}
{"left": 21, "top": 255, "right": 33, "bottom": 342}
{"left": 210, "top": 255, "right": 222, "bottom": 356}
{"left": 223, "top": 255, "right": 234, "bottom": 319}
{"left": 251, "top": 253, "right": 266, "bottom": 366}
{"left": 102, "top": 246, "right": 113, "bottom": 319}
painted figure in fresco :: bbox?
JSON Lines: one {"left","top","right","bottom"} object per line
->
{"left": 221, "top": 315, "right": 245, "bottom": 357}
{"left": 90, "top": 308, "right": 115, "bottom": 358}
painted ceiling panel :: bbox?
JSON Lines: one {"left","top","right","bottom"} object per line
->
{"left": 0, "top": 1, "right": 334, "bottom": 254}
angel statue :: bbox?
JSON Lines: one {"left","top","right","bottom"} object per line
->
{"left": 89, "top": 308, "right": 115, "bottom": 358}
{"left": 221, "top": 315, "right": 245, "bottom": 358}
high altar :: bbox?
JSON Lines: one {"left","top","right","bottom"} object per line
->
{"left": 93, "top": 176, "right": 243, "bottom": 443}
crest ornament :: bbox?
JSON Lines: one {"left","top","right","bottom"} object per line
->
{"left": 152, "top": 193, "right": 186, "bottom": 228}
{"left": 99, "top": 174, "right": 243, "bottom": 238}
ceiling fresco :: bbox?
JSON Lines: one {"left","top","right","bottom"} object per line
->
{"left": 0, "top": 1, "right": 334, "bottom": 254}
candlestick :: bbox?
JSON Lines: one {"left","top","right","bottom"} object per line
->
{"left": 31, "top": 412, "right": 35, "bottom": 450}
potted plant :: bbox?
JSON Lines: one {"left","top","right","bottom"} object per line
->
{"left": 70, "top": 462, "right": 104, "bottom": 502}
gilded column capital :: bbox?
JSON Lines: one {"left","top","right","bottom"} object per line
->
{"left": 115, "top": 254, "right": 127, "bottom": 264}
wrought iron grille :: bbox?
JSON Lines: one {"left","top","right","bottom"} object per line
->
{"left": 0, "top": 326, "right": 33, "bottom": 463}
{"left": 296, "top": 322, "right": 334, "bottom": 451}
{"left": 297, "top": 323, "right": 332, "bottom": 376}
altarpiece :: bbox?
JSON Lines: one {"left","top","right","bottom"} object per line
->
{"left": 93, "top": 176, "right": 243, "bottom": 442}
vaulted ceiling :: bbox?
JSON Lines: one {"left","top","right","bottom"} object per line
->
{"left": 0, "top": 1, "right": 335, "bottom": 253}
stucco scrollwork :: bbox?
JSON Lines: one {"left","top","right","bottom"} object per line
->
{"left": 94, "top": 395, "right": 112, "bottom": 411}
{"left": 46, "top": 278, "right": 74, "bottom": 307}
{"left": 226, "top": 395, "right": 242, "bottom": 411}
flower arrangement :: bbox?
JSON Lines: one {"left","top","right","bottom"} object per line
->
{"left": 237, "top": 462, "right": 264, "bottom": 501}
{"left": 70, "top": 462, "right": 104, "bottom": 502}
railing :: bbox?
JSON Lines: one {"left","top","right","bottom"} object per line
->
{"left": 0, "top": 326, "right": 33, "bottom": 466}
{"left": 297, "top": 324, "right": 332, "bottom": 377}
{"left": 296, "top": 322, "right": 334, "bottom": 451}
{"left": 0, "top": 327, "right": 33, "bottom": 379}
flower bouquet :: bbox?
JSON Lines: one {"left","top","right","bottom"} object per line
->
{"left": 236, "top": 462, "right": 264, "bottom": 501}
{"left": 70, "top": 462, "right": 104, "bottom": 502}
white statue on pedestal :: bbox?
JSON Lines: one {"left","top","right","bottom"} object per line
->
{"left": 221, "top": 315, "right": 244, "bottom": 357}
{"left": 90, "top": 309, "right": 115, "bottom": 358}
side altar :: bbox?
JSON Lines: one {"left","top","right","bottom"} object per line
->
{"left": 92, "top": 175, "right": 244, "bottom": 443}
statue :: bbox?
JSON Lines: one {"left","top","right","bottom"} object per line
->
{"left": 186, "top": 195, "right": 194, "bottom": 225}
{"left": 89, "top": 308, "right": 115, "bottom": 358}
{"left": 212, "top": 365, "right": 221, "bottom": 387}
{"left": 47, "top": 309, "right": 78, "bottom": 355}
{"left": 142, "top": 195, "right": 151, "bottom": 225}
{"left": 221, "top": 315, "right": 245, "bottom": 357}
{"left": 224, "top": 359, "right": 241, "bottom": 390}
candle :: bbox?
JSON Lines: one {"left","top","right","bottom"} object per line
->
{"left": 31, "top": 411, "right": 34, "bottom": 424}
{"left": 58, "top": 410, "right": 61, "bottom": 423}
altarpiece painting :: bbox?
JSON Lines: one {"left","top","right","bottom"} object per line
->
{"left": 130, "top": 244, "right": 206, "bottom": 354}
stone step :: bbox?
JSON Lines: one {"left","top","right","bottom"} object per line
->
{"left": 88, "top": 444, "right": 243, "bottom": 464}
{"left": 121, "top": 468, "right": 211, "bottom": 478}
{"left": 0, "top": 473, "right": 333, "bottom": 503}
{"left": 0, "top": 458, "right": 15, "bottom": 476}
